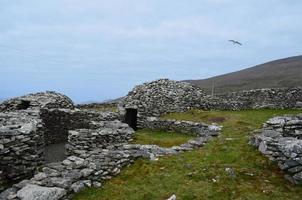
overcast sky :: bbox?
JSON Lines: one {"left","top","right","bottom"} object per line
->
{"left": 1, "top": 0, "right": 301, "bottom": 103}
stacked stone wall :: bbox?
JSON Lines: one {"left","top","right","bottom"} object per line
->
{"left": 66, "top": 121, "right": 134, "bottom": 155}
{"left": 251, "top": 114, "right": 302, "bottom": 184}
{"left": 40, "top": 109, "right": 120, "bottom": 145}
{"left": 203, "top": 88, "right": 302, "bottom": 110}
{"left": 0, "top": 111, "right": 44, "bottom": 188}
{"left": 140, "top": 117, "right": 221, "bottom": 137}
{"left": 0, "top": 120, "right": 221, "bottom": 200}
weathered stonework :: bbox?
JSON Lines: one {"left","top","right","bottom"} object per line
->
{"left": 1, "top": 79, "right": 302, "bottom": 199}
{"left": 141, "top": 117, "right": 221, "bottom": 136}
{"left": 40, "top": 109, "right": 120, "bottom": 145}
{"left": 251, "top": 114, "right": 302, "bottom": 184}
{"left": 203, "top": 87, "right": 302, "bottom": 110}
{"left": 0, "top": 111, "right": 44, "bottom": 187}
{"left": 0, "top": 120, "right": 221, "bottom": 200}
{"left": 66, "top": 121, "right": 134, "bottom": 155}
{"left": 0, "top": 91, "right": 74, "bottom": 112}
{"left": 119, "top": 79, "right": 206, "bottom": 118}
{"left": 120, "top": 79, "right": 302, "bottom": 118}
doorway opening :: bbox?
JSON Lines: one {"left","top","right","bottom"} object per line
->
{"left": 125, "top": 108, "right": 138, "bottom": 130}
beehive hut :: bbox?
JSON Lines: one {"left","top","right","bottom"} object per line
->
{"left": 119, "top": 79, "right": 206, "bottom": 127}
{"left": 0, "top": 91, "right": 74, "bottom": 112}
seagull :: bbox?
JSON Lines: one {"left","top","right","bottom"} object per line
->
{"left": 228, "top": 40, "right": 242, "bottom": 46}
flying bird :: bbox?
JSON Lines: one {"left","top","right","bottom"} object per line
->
{"left": 228, "top": 40, "right": 242, "bottom": 46}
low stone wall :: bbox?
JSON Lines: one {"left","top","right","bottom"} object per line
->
{"left": 141, "top": 117, "right": 221, "bottom": 136}
{"left": 66, "top": 121, "right": 134, "bottom": 155}
{"left": 0, "top": 111, "right": 44, "bottom": 188}
{"left": 201, "top": 87, "right": 302, "bottom": 111}
{"left": 251, "top": 114, "right": 302, "bottom": 184}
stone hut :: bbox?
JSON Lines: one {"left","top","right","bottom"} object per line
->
{"left": 0, "top": 91, "right": 74, "bottom": 112}
{"left": 0, "top": 92, "right": 124, "bottom": 191}
{"left": 119, "top": 79, "right": 206, "bottom": 125}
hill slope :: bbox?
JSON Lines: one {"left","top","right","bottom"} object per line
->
{"left": 186, "top": 55, "right": 302, "bottom": 94}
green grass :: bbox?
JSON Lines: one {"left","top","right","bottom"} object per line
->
{"left": 73, "top": 109, "right": 302, "bottom": 200}
{"left": 131, "top": 129, "right": 195, "bottom": 147}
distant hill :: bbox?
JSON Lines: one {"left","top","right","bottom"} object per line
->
{"left": 186, "top": 55, "right": 302, "bottom": 94}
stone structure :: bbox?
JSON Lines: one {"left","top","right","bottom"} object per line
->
{"left": 0, "top": 108, "right": 121, "bottom": 190}
{"left": 0, "top": 91, "right": 74, "bottom": 112}
{"left": 251, "top": 114, "right": 302, "bottom": 184}
{"left": 66, "top": 121, "right": 134, "bottom": 155}
{"left": 40, "top": 109, "right": 120, "bottom": 145}
{"left": 142, "top": 117, "right": 221, "bottom": 136}
{"left": 0, "top": 119, "right": 221, "bottom": 200}
{"left": 1, "top": 79, "right": 301, "bottom": 199}
{"left": 119, "top": 79, "right": 206, "bottom": 118}
{"left": 0, "top": 111, "right": 43, "bottom": 190}
{"left": 120, "top": 79, "right": 302, "bottom": 119}
{"left": 0, "top": 92, "right": 122, "bottom": 192}
{"left": 203, "top": 88, "right": 302, "bottom": 110}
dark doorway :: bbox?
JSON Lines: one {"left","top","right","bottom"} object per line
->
{"left": 125, "top": 108, "right": 138, "bottom": 130}
{"left": 16, "top": 100, "right": 31, "bottom": 110}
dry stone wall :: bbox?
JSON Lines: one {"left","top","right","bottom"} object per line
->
{"left": 141, "top": 117, "right": 221, "bottom": 137}
{"left": 40, "top": 109, "right": 120, "bottom": 145}
{"left": 0, "top": 120, "right": 221, "bottom": 200}
{"left": 251, "top": 114, "right": 302, "bottom": 184}
{"left": 0, "top": 111, "right": 44, "bottom": 190}
{"left": 0, "top": 92, "right": 122, "bottom": 192}
{"left": 203, "top": 88, "right": 302, "bottom": 110}
{"left": 66, "top": 121, "right": 134, "bottom": 155}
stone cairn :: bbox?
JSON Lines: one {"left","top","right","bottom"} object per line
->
{"left": 251, "top": 114, "right": 302, "bottom": 184}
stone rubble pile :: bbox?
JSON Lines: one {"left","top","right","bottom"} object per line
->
{"left": 251, "top": 114, "right": 302, "bottom": 184}
{"left": 0, "top": 91, "right": 74, "bottom": 112}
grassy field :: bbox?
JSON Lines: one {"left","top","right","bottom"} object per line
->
{"left": 131, "top": 129, "right": 195, "bottom": 147}
{"left": 73, "top": 109, "right": 302, "bottom": 200}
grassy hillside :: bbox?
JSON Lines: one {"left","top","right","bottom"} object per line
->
{"left": 186, "top": 55, "right": 302, "bottom": 94}
{"left": 73, "top": 109, "right": 302, "bottom": 200}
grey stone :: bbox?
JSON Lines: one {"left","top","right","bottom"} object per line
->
{"left": 16, "top": 184, "right": 66, "bottom": 200}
